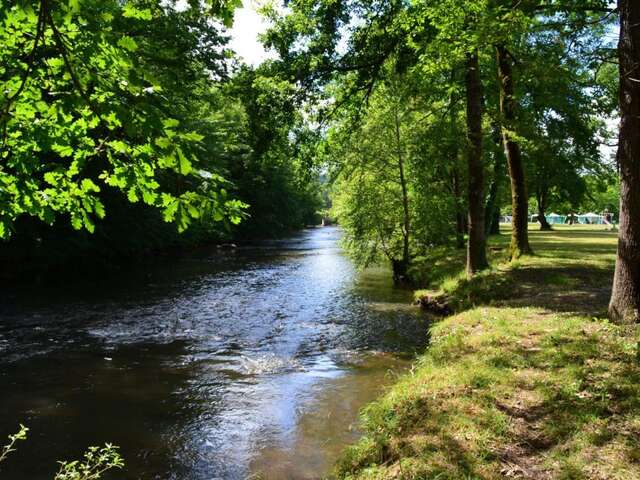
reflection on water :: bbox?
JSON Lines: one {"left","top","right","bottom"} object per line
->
{"left": 249, "top": 353, "right": 408, "bottom": 480}
{"left": 0, "top": 227, "right": 428, "bottom": 480}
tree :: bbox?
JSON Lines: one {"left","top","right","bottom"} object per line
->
{"left": 229, "top": 66, "right": 324, "bottom": 237}
{"left": 331, "top": 79, "right": 417, "bottom": 280}
{"left": 496, "top": 44, "right": 533, "bottom": 255}
{"left": 465, "top": 51, "right": 489, "bottom": 274}
{"left": 488, "top": 0, "right": 615, "bottom": 253}
{"left": 0, "top": 0, "right": 245, "bottom": 240}
{"left": 265, "top": 0, "right": 494, "bottom": 277}
{"left": 329, "top": 68, "right": 456, "bottom": 281}
{"left": 609, "top": 0, "right": 640, "bottom": 323}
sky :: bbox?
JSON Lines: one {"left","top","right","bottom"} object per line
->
{"left": 228, "top": 0, "right": 277, "bottom": 66}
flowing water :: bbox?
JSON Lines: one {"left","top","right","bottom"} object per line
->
{"left": 0, "top": 227, "right": 429, "bottom": 480}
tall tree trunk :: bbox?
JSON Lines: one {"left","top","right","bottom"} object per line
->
{"left": 449, "top": 85, "right": 466, "bottom": 249}
{"left": 394, "top": 107, "right": 411, "bottom": 270}
{"left": 497, "top": 45, "right": 532, "bottom": 259}
{"left": 485, "top": 143, "right": 505, "bottom": 236}
{"left": 490, "top": 209, "right": 501, "bottom": 235}
{"left": 609, "top": 0, "right": 640, "bottom": 323}
{"left": 465, "top": 52, "right": 489, "bottom": 275}
{"left": 453, "top": 165, "right": 466, "bottom": 249}
{"left": 537, "top": 209, "right": 552, "bottom": 231}
{"left": 536, "top": 189, "right": 553, "bottom": 231}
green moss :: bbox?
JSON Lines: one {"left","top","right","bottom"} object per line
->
{"left": 334, "top": 227, "right": 640, "bottom": 480}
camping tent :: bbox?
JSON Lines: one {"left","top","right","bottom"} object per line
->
{"left": 546, "top": 213, "right": 566, "bottom": 225}
{"left": 530, "top": 213, "right": 566, "bottom": 224}
{"left": 577, "top": 212, "right": 605, "bottom": 225}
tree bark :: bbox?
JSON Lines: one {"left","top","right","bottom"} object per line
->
{"left": 449, "top": 85, "right": 466, "bottom": 249}
{"left": 485, "top": 141, "right": 504, "bottom": 236}
{"left": 609, "top": 0, "right": 640, "bottom": 323}
{"left": 537, "top": 206, "right": 553, "bottom": 231}
{"left": 465, "top": 52, "right": 489, "bottom": 275}
{"left": 536, "top": 189, "right": 553, "bottom": 231}
{"left": 497, "top": 45, "right": 533, "bottom": 259}
{"left": 453, "top": 165, "right": 466, "bottom": 249}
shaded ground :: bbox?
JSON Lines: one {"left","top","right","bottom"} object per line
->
{"left": 335, "top": 226, "right": 640, "bottom": 480}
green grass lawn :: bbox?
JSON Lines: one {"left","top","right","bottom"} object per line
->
{"left": 335, "top": 226, "right": 640, "bottom": 480}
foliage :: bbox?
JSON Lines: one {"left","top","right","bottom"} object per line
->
{"left": 228, "top": 66, "right": 325, "bottom": 237}
{"left": 0, "top": 424, "right": 28, "bottom": 464}
{"left": 330, "top": 70, "right": 456, "bottom": 273}
{"left": 514, "top": 5, "right": 617, "bottom": 219}
{"left": 0, "top": 0, "right": 622, "bottom": 280}
{"left": 264, "top": 0, "right": 618, "bottom": 278}
{"left": 0, "top": 1, "right": 327, "bottom": 276}
{"left": 1, "top": 425, "right": 122, "bottom": 480}
{"left": 54, "top": 444, "right": 123, "bottom": 480}
{"left": 0, "top": 0, "right": 248, "bottom": 239}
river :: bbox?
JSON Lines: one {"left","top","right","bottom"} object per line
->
{"left": 0, "top": 227, "right": 429, "bottom": 480}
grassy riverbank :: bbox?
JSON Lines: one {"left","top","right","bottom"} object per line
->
{"left": 335, "top": 226, "right": 640, "bottom": 479}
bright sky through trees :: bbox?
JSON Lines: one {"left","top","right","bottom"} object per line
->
{"left": 229, "top": 0, "right": 276, "bottom": 66}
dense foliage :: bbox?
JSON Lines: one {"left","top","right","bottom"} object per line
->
{"left": 0, "top": 0, "right": 324, "bottom": 274}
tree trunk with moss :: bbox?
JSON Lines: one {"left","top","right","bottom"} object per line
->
{"left": 465, "top": 52, "right": 489, "bottom": 275}
{"left": 609, "top": 0, "right": 640, "bottom": 323}
{"left": 497, "top": 45, "right": 532, "bottom": 259}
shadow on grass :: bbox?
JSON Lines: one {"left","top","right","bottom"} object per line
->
{"left": 336, "top": 309, "right": 640, "bottom": 479}
{"left": 416, "top": 229, "right": 617, "bottom": 317}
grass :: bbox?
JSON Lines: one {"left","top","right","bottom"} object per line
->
{"left": 334, "top": 225, "right": 640, "bottom": 480}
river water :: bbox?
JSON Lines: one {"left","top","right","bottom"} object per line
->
{"left": 0, "top": 227, "right": 429, "bottom": 480}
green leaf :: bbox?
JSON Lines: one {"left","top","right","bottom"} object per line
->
{"left": 122, "top": 5, "right": 152, "bottom": 20}
{"left": 127, "top": 188, "right": 139, "bottom": 203}
{"left": 44, "top": 172, "right": 60, "bottom": 186}
{"left": 68, "top": 0, "right": 81, "bottom": 13}
{"left": 163, "top": 118, "right": 180, "bottom": 129}
{"left": 117, "top": 36, "right": 138, "bottom": 52}
{"left": 52, "top": 143, "right": 74, "bottom": 158}
{"left": 108, "top": 140, "right": 128, "bottom": 154}
{"left": 71, "top": 214, "right": 83, "bottom": 230}
{"left": 81, "top": 178, "right": 100, "bottom": 193}
{"left": 83, "top": 213, "right": 95, "bottom": 233}
{"left": 181, "top": 132, "right": 205, "bottom": 142}
{"left": 94, "top": 200, "right": 105, "bottom": 219}
{"left": 155, "top": 137, "right": 172, "bottom": 149}
{"left": 176, "top": 147, "right": 192, "bottom": 175}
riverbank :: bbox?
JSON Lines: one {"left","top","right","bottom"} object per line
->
{"left": 335, "top": 226, "right": 640, "bottom": 479}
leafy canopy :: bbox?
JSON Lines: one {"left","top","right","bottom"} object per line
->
{"left": 0, "top": 0, "right": 245, "bottom": 239}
